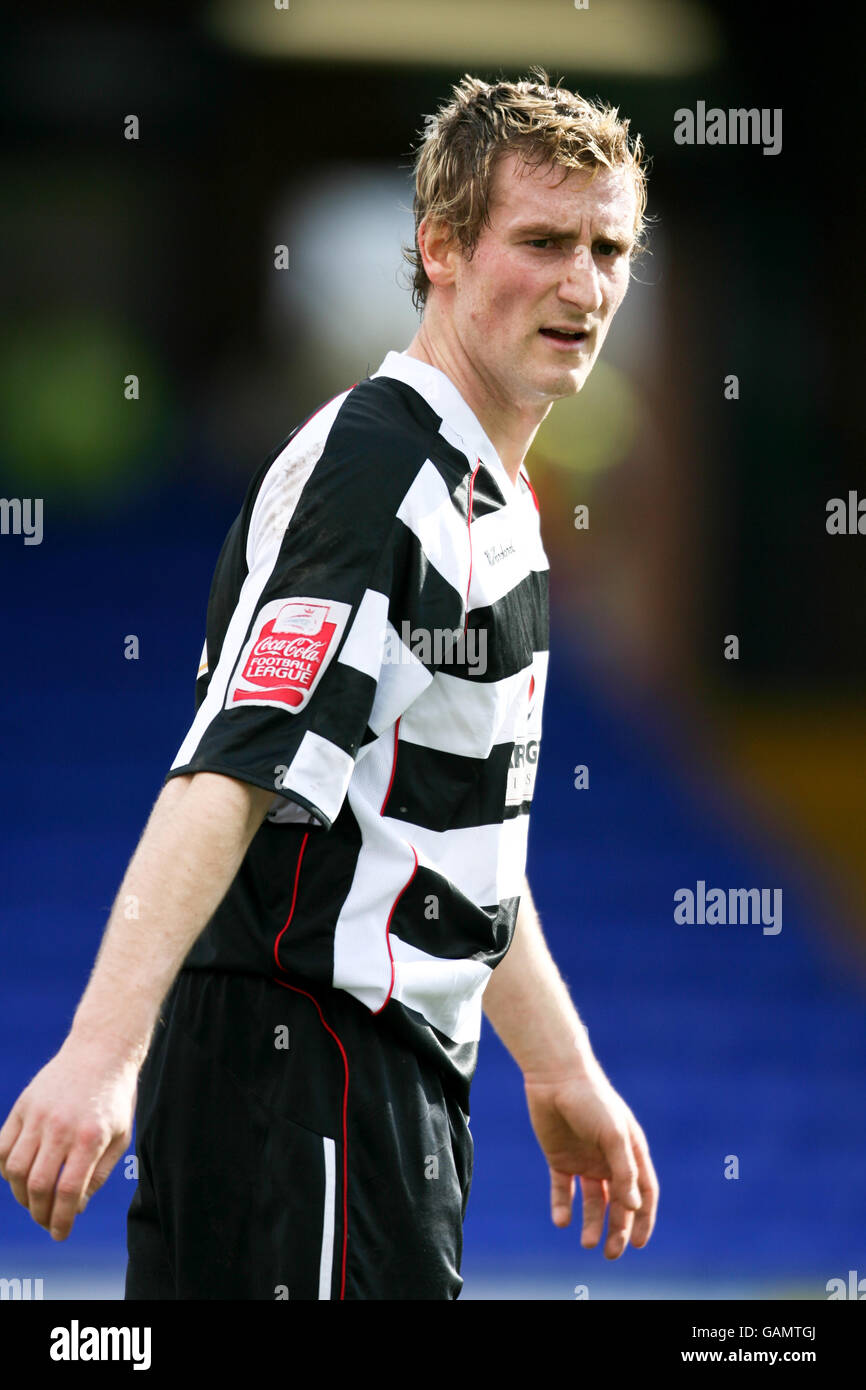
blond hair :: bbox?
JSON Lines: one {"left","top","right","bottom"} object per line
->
{"left": 404, "top": 69, "right": 650, "bottom": 311}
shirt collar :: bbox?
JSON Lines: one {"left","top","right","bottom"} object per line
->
{"left": 371, "top": 349, "right": 518, "bottom": 498}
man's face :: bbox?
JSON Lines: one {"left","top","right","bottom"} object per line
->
{"left": 445, "top": 151, "right": 638, "bottom": 409}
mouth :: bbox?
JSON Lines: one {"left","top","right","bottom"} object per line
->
{"left": 539, "top": 326, "right": 590, "bottom": 349}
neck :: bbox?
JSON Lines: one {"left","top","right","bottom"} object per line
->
{"left": 404, "top": 315, "right": 549, "bottom": 485}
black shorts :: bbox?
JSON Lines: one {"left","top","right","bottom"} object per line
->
{"left": 124, "top": 969, "right": 473, "bottom": 1300}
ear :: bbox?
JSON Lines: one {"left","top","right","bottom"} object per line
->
{"left": 417, "top": 215, "right": 459, "bottom": 291}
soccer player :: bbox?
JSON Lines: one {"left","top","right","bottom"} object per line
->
{"left": 0, "top": 72, "right": 658, "bottom": 1299}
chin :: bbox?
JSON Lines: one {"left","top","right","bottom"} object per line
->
{"left": 545, "top": 368, "right": 586, "bottom": 399}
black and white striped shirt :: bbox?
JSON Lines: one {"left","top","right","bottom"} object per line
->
{"left": 168, "top": 350, "right": 550, "bottom": 1100}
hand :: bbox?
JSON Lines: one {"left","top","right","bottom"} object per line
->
{"left": 524, "top": 1066, "right": 658, "bottom": 1259}
{"left": 0, "top": 1037, "right": 138, "bottom": 1241}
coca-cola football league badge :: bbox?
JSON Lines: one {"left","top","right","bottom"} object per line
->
{"left": 226, "top": 597, "right": 352, "bottom": 713}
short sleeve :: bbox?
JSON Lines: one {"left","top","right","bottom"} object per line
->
{"left": 167, "top": 437, "right": 416, "bottom": 831}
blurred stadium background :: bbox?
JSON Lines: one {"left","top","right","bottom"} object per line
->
{"left": 1, "top": 0, "right": 865, "bottom": 1300}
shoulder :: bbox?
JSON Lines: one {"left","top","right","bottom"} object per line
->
{"left": 244, "top": 378, "right": 450, "bottom": 565}
{"left": 326, "top": 374, "right": 444, "bottom": 480}
{"left": 256, "top": 379, "right": 445, "bottom": 537}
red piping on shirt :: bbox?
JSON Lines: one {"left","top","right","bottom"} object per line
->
{"left": 272, "top": 834, "right": 348, "bottom": 1299}
{"left": 519, "top": 467, "right": 540, "bottom": 513}
{"left": 374, "top": 459, "right": 479, "bottom": 1011}
{"left": 273, "top": 830, "right": 310, "bottom": 972}
{"left": 273, "top": 975, "right": 350, "bottom": 1302}
{"left": 372, "top": 845, "right": 419, "bottom": 1016}
{"left": 295, "top": 383, "right": 359, "bottom": 442}
{"left": 464, "top": 461, "right": 481, "bottom": 635}
{"left": 379, "top": 716, "right": 401, "bottom": 816}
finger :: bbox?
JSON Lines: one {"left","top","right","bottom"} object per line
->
{"left": 627, "top": 1119, "right": 659, "bottom": 1248}
{"left": 604, "top": 1195, "right": 635, "bottom": 1260}
{"left": 601, "top": 1122, "right": 641, "bottom": 1215}
{"left": 49, "top": 1126, "right": 131, "bottom": 1239}
{"left": 0, "top": 1106, "right": 25, "bottom": 1180}
{"left": 578, "top": 1176, "right": 607, "bottom": 1248}
{"left": 85, "top": 1129, "right": 131, "bottom": 1199}
{"left": 44, "top": 1125, "right": 115, "bottom": 1241}
{"left": 2, "top": 1126, "right": 43, "bottom": 1209}
{"left": 550, "top": 1168, "right": 575, "bottom": 1227}
{"left": 27, "top": 1128, "right": 77, "bottom": 1231}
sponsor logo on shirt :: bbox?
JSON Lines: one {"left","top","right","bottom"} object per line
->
{"left": 505, "top": 671, "right": 542, "bottom": 807}
{"left": 484, "top": 540, "right": 516, "bottom": 566}
{"left": 227, "top": 597, "right": 351, "bottom": 713}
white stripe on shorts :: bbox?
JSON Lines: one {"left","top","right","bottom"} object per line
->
{"left": 318, "top": 1136, "right": 336, "bottom": 1299}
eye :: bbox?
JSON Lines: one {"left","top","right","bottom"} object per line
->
{"left": 596, "top": 242, "right": 619, "bottom": 257}
{"left": 526, "top": 238, "right": 557, "bottom": 249}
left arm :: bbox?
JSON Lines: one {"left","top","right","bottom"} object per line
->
{"left": 482, "top": 876, "right": 659, "bottom": 1259}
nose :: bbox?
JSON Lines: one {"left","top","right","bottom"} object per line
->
{"left": 558, "top": 244, "right": 603, "bottom": 314}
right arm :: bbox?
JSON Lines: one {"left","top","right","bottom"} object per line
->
{"left": 0, "top": 770, "right": 276, "bottom": 1241}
